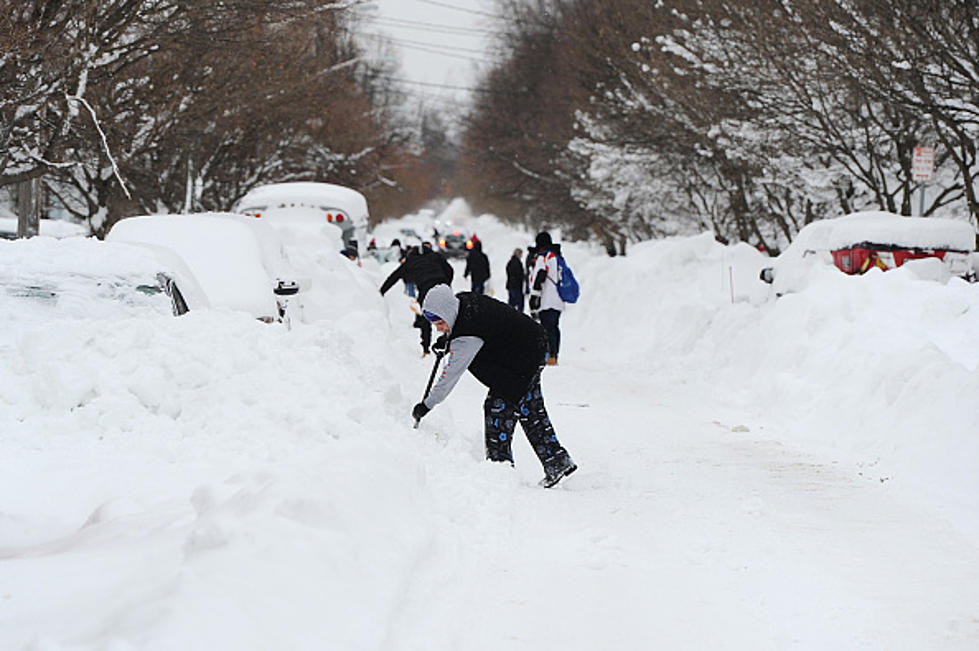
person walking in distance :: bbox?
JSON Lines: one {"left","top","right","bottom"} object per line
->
{"left": 506, "top": 248, "right": 525, "bottom": 312}
{"left": 411, "top": 284, "right": 577, "bottom": 488}
{"left": 379, "top": 244, "right": 453, "bottom": 356}
{"left": 528, "top": 231, "right": 564, "bottom": 365}
{"left": 463, "top": 239, "right": 490, "bottom": 294}
{"left": 524, "top": 245, "right": 537, "bottom": 296}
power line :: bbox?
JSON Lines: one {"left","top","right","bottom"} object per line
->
{"left": 361, "top": 32, "right": 490, "bottom": 56}
{"left": 417, "top": 0, "right": 503, "bottom": 20}
{"left": 360, "top": 33, "right": 500, "bottom": 64}
{"left": 369, "top": 15, "right": 497, "bottom": 36}
{"left": 379, "top": 76, "right": 494, "bottom": 94}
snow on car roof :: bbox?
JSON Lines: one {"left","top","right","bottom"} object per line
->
{"left": 827, "top": 211, "right": 976, "bottom": 252}
{"left": 107, "top": 213, "right": 279, "bottom": 319}
{"left": 235, "top": 182, "right": 368, "bottom": 222}
{"left": 1, "top": 234, "right": 176, "bottom": 279}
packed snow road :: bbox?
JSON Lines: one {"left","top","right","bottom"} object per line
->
{"left": 390, "top": 358, "right": 979, "bottom": 650}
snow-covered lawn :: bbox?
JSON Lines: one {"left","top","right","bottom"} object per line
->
{"left": 2, "top": 204, "right": 977, "bottom": 649}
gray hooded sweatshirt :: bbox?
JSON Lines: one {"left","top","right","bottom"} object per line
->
{"left": 420, "top": 284, "right": 483, "bottom": 408}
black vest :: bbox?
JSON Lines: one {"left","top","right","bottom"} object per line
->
{"left": 451, "top": 293, "right": 548, "bottom": 402}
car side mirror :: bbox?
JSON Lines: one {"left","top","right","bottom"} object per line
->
{"left": 274, "top": 279, "right": 300, "bottom": 296}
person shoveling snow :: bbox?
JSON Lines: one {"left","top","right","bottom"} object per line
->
{"left": 411, "top": 284, "right": 577, "bottom": 487}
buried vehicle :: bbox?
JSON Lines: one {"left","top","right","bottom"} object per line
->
{"left": 234, "top": 182, "right": 369, "bottom": 256}
{"left": 0, "top": 236, "right": 207, "bottom": 322}
{"left": 107, "top": 213, "right": 305, "bottom": 323}
{"left": 760, "top": 211, "right": 977, "bottom": 295}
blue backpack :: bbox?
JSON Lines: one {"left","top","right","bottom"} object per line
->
{"left": 552, "top": 255, "right": 580, "bottom": 303}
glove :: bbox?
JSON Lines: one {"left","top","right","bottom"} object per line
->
{"left": 529, "top": 295, "right": 541, "bottom": 311}
{"left": 432, "top": 334, "right": 449, "bottom": 355}
{"left": 412, "top": 402, "right": 430, "bottom": 421}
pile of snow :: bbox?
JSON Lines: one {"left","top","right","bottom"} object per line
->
{"left": 569, "top": 232, "right": 979, "bottom": 524}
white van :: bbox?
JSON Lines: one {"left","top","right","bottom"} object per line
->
{"left": 233, "top": 182, "right": 369, "bottom": 255}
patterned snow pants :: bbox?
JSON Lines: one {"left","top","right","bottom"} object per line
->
{"left": 484, "top": 370, "right": 567, "bottom": 468}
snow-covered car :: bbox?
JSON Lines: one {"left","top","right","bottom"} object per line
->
{"left": 438, "top": 229, "right": 475, "bottom": 259}
{"left": 0, "top": 236, "right": 206, "bottom": 321}
{"left": 760, "top": 211, "right": 977, "bottom": 295}
{"left": 233, "top": 182, "right": 369, "bottom": 255}
{"left": 107, "top": 213, "right": 304, "bottom": 323}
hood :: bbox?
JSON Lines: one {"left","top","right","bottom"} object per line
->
{"left": 535, "top": 231, "right": 553, "bottom": 251}
{"left": 421, "top": 284, "right": 459, "bottom": 329}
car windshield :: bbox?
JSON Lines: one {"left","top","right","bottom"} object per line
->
{"left": 0, "top": 272, "right": 174, "bottom": 321}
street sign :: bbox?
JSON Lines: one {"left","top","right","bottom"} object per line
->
{"left": 912, "top": 146, "right": 935, "bottom": 183}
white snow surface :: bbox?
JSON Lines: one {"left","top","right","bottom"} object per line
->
{"left": 0, "top": 217, "right": 89, "bottom": 238}
{"left": 2, "top": 202, "right": 978, "bottom": 650}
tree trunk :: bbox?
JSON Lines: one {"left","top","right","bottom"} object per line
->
{"left": 16, "top": 178, "right": 41, "bottom": 239}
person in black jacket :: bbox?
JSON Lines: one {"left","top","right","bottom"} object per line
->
{"left": 411, "top": 284, "right": 577, "bottom": 488}
{"left": 524, "top": 245, "right": 537, "bottom": 295}
{"left": 463, "top": 240, "right": 490, "bottom": 294}
{"left": 505, "top": 248, "right": 525, "bottom": 312}
{"left": 379, "top": 246, "right": 454, "bottom": 355}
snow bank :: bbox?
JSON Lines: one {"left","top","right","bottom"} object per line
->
{"left": 568, "top": 232, "right": 979, "bottom": 526}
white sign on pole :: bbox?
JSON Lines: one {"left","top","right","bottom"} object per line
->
{"left": 912, "top": 146, "right": 935, "bottom": 183}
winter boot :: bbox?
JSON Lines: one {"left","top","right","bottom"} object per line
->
{"left": 539, "top": 451, "right": 577, "bottom": 488}
{"left": 546, "top": 355, "right": 558, "bottom": 366}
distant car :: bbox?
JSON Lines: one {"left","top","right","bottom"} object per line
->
{"left": 0, "top": 236, "right": 205, "bottom": 321}
{"left": 760, "top": 211, "right": 977, "bottom": 295}
{"left": 107, "top": 213, "right": 304, "bottom": 323}
{"left": 439, "top": 229, "right": 475, "bottom": 259}
{"left": 233, "top": 182, "right": 369, "bottom": 255}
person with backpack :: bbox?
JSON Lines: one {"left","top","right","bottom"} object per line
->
{"left": 412, "top": 284, "right": 577, "bottom": 488}
{"left": 529, "top": 231, "right": 564, "bottom": 365}
{"left": 505, "top": 248, "right": 525, "bottom": 312}
{"left": 379, "top": 244, "right": 453, "bottom": 356}
{"left": 463, "top": 239, "right": 490, "bottom": 294}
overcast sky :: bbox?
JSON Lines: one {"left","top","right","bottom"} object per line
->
{"left": 358, "top": 0, "right": 500, "bottom": 112}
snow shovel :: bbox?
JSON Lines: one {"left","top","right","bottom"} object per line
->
{"left": 414, "top": 350, "right": 445, "bottom": 429}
